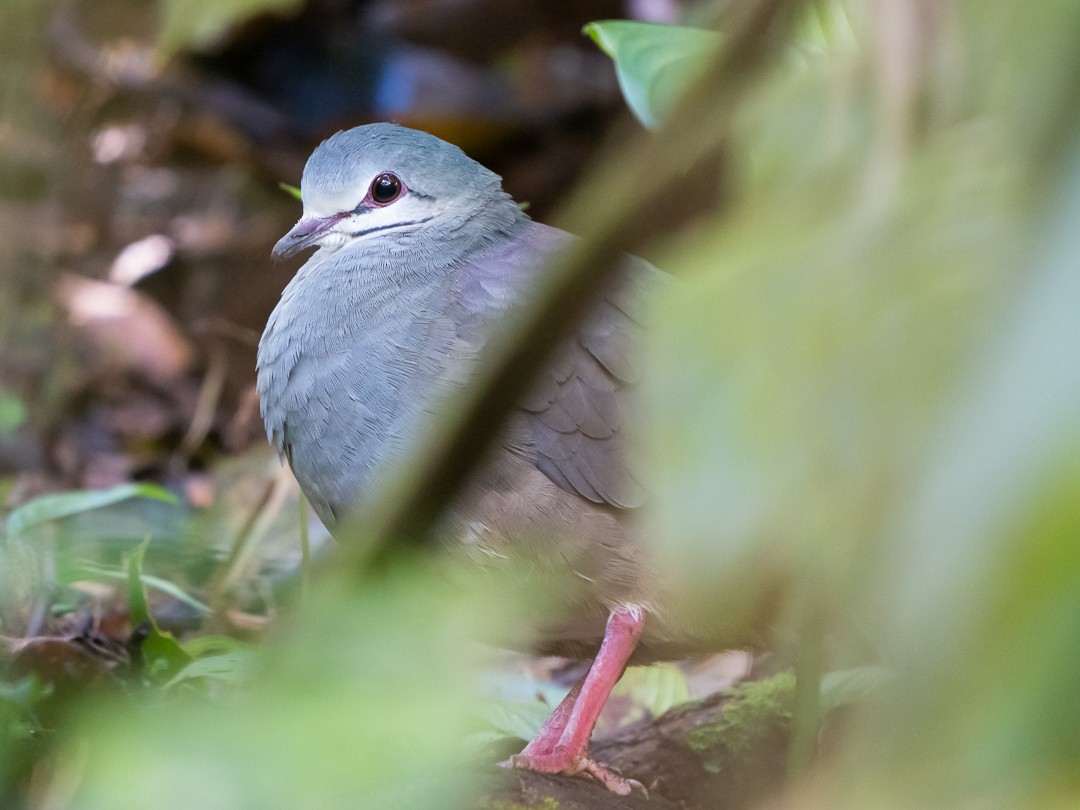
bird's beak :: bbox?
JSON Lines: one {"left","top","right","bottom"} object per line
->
{"left": 271, "top": 213, "right": 347, "bottom": 262}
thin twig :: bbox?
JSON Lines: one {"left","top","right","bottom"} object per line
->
{"left": 299, "top": 492, "right": 310, "bottom": 603}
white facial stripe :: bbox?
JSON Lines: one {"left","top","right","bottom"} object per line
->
{"left": 346, "top": 214, "right": 435, "bottom": 239}
{"left": 303, "top": 170, "right": 404, "bottom": 217}
{"left": 308, "top": 202, "right": 435, "bottom": 251}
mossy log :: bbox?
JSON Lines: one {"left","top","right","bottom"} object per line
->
{"left": 472, "top": 673, "right": 796, "bottom": 810}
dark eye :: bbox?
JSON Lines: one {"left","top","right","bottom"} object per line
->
{"left": 369, "top": 172, "right": 402, "bottom": 205}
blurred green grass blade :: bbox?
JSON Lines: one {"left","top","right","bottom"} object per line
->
{"left": 4, "top": 483, "right": 177, "bottom": 540}
{"left": 126, "top": 541, "right": 152, "bottom": 627}
{"left": 126, "top": 542, "right": 192, "bottom": 682}
{"left": 76, "top": 561, "right": 212, "bottom": 615}
{"left": 584, "top": 20, "right": 719, "bottom": 129}
{"left": 279, "top": 182, "right": 302, "bottom": 201}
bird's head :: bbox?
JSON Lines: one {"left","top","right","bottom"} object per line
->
{"left": 272, "top": 124, "right": 523, "bottom": 262}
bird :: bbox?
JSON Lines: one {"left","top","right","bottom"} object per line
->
{"left": 257, "top": 123, "right": 692, "bottom": 795}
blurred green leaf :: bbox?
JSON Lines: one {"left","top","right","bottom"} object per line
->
{"left": 158, "top": 0, "right": 303, "bottom": 57}
{"left": 0, "top": 677, "right": 50, "bottom": 720}
{"left": 181, "top": 635, "right": 252, "bottom": 659}
{"left": 4, "top": 483, "right": 177, "bottom": 540}
{"left": 610, "top": 661, "right": 692, "bottom": 720}
{"left": 475, "top": 697, "right": 554, "bottom": 742}
{"left": 0, "top": 394, "right": 25, "bottom": 435}
{"left": 164, "top": 650, "right": 260, "bottom": 690}
{"left": 839, "top": 145, "right": 1080, "bottom": 807}
{"left": 70, "top": 561, "right": 493, "bottom": 810}
{"left": 77, "top": 561, "right": 211, "bottom": 615}
{"left": 3, "top": 1, "right": 1077, "bottom": 807}
{"left": 584, "top": 20, "right": 718, "bottom": 129}
{"left": 635, "top": 0, "right": 1080, "bottom": 806}
{"left": 819, "top": 667, "right": 892, "bottom": 712}
{"left": 127, "top": 542, "right": 192, "bottom": 682}
{"left": 279, "top": 182, "right": 302, "bottom": 201}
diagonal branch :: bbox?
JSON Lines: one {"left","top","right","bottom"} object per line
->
{"left": 344, "top": 0, "right": 809, "bottom": 571}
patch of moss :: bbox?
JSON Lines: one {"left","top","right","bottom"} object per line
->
{"left": 684, "top": 672, "right": 796, "bottom": 774}
{"left": 490, "top": 796, "right": 560, "bottom": 810}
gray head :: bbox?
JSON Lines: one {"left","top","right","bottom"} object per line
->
{"left": 272, "top": 124, "right": 524, "bottom": 261}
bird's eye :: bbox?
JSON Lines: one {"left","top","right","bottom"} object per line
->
{"left": 369, "top": 172, "right": 402, "bottom": 205}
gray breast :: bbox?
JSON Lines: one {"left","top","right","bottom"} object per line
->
{"left": 256, "top": 249, "right": 467, "bottom": 527}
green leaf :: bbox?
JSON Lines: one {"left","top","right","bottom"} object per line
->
{"left": 125, "top": 540, "right": 152, "bottom": 627}
{"left": 126, "top": 542, "right": 191, "bottom": 682}
{"left": 611, "top": 661, "right": 692, "bottom": 720}
{"left": 4, "top": 483, "right": 177, "bottom": 540}
{"left": 164, "top": 650, "right": 259, "bottom": 690}
{"left": 584, "top": 20, "right": 718, "bottom": 129}
{"left": 475, "top": 697, "right": 555, "bottom": 742}
{"left": 181, "top": 635, "right": 251, "bottom": 659}
{"left": 77, "top": 562, "right": 212, "bottom": 615}
{"left": 820, "top": 666, "right": 893, "bottom": 712}
{"left": 279, "top": 182, "right": 302, "bottom": 201}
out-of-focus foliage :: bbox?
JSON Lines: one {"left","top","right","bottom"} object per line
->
{"left": 0, "top": 394, "right": 26, "bottom": 436}
{"left": 0, "top": 486, "right": 182, "bottom": 636}
{"left": 585, "top": 20, "right": 718, "bottom": 129}
{"left": 66, "top": 564, "right": 496, "bottom": 810}
{"left": 4, "top": 483, "right": 175, "bottom": 540}
{"left": 279, "top": 182, "right": 303, "bottom": 201}
{"left": 0, "top": 484, "right": 520, "bottom": 809}
{"left": 125, "top": 541, "right": 193, "bottom": 681}
{"left": 0, "top": 1, "right": 52, "bottom": 196}
{"left": 2, "top": 0, "right": 1078, "bottom": 807}
{"left": 625, "top": 0, "right": 1080, "bottom": 806}
{"left": 157, "top": 0, "right": 303, "bottom": 56}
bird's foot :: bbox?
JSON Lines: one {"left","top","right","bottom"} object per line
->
{"left": 502, "top": 751, "right": 645, "bottom": 797}
{"left": 498, "top": 607, "right": 647, "bottom": 796}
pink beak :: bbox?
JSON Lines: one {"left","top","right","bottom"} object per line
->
{"left": 271, "top": 213, "right": 347, "bottom": 261}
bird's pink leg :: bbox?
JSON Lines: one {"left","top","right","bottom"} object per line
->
{"left": 516, "top": 676, "right": 585, "bottom": 758}
{"left": 506, "top": 605, "right": 645, "bottom": 795}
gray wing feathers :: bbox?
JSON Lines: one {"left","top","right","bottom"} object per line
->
{"left": 458, "top": 222, "right": 656, "bottom": 511}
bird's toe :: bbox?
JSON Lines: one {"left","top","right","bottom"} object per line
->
{"left": 505, "top": 750, "right": 637, "bottom": 796}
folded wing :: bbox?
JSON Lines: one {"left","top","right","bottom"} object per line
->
{"left": 455, "top": 221, "right": 662, "bottom": 511}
